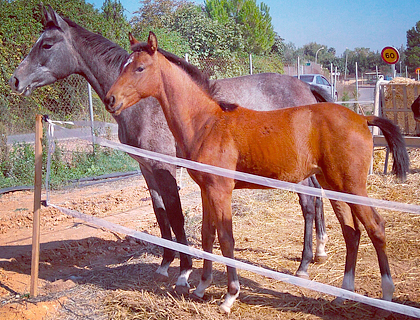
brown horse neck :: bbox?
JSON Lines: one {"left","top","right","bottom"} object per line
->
{"left": 155, "top": 54, "right": 221, "bottom": 156}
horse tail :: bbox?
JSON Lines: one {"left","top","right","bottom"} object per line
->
{"left": 366, "top": 116, "right": 410, "bottom": 181}
{"left": 309, "top": 84, "right": 333, "bottom": 102}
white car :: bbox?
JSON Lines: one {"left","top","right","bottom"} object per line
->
{"left": 296, "top": 74, "right": 337, "bottom": 101}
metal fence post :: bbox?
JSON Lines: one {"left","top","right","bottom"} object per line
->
{"left": 355, "top": 62, "right": 359, "bottom": 113}
{"left": 87, "top": 83, "right": 95, "bottom": 148}
{"left": 249, "top": 53, "right": 253, "bottom": 75}
{"left": 297, "top": 57, "right": 300, "bottom": 78}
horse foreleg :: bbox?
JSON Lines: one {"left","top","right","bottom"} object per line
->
{"left": 193, "top": 186, "right": 239, "bottom": 313}
{"left": 192, "top": 190, "right": 216, "bottom": 300}
{"left": 153, "top": 168, "right": 193, "bottom": 294}
{"left": 141, "top": 167, "right": 175, "bottom": 281}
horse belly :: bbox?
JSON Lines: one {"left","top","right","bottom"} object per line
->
{"left": 234, "top": 149, "right": 316, "bottom": 189}
{"left": 232, "top": 112, "right": 318, "bottom": 188}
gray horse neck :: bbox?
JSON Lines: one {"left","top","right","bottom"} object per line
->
{"left": 70, "top": 28, "right": 128, "bottom": 102}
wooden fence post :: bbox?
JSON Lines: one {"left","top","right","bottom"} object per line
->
{"left": 30, "top": 114, "right": 43, "bottom": 297}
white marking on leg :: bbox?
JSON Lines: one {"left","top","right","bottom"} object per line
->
{"left": 381, "top": 274, "right": 394, "bottom": 301}
{"left": 315, "top": 234, "right": 328, "bottom": 258}
{"left": 295, "top": 270, "right": 310, "bottom": 279}
{"left": 175, "top": 269, "right": 192, "bottom": 288}
{"left": 193, "top": 275, "right": 213, "bottom": 298}
{"left": 219, "top": 284, "right": 240, "bottom": 314}
{"left": 155, "top": 264, "right": 169, "bottom": 278}
{"left": 342, "top": 270, "right": 355, "bottom": 292}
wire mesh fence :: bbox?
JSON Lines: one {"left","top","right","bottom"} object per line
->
{"left": 2, "top": 74, "right": 113, "bottom": 137}
{"left": 1, "top": 74, "right": 120, "bottom": 190}
{"left": 189, "top": 55, "right": 284, "bottom": 79}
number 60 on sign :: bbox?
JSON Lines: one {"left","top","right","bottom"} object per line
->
{"left": 381, "top": 47, "right": 400, "bottom": 65}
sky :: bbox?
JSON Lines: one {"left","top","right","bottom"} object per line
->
{"left": 88, "top": 0, "right": 420, "bottom": 56}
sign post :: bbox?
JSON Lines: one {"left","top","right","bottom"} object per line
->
{"left": 381, "top": 47, "right": 400, "bottom": 78}
{"left": 416, "top": 67, "right": 420, "bottom": 81}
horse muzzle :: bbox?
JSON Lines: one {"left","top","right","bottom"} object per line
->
{"left": 104, "top": 95, "right": 123, "bottom": 115}
{"left": 9, "top": 75, "right": 33, "bottom": 96}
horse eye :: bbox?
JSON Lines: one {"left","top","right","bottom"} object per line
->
{"left": 136, "top": 66, "right": 144, "bottom": 73}
{"left": 42, "top": 43, "right": 53, "bottom": 50}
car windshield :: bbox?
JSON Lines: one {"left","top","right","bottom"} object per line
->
{"left": 299, "top": 75, "right": 314, "bottom": 83}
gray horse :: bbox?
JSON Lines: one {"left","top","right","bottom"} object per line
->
{"left": 9, "top": 5, "right": 329, "bottom": 294}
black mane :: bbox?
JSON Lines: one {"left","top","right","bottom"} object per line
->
{"left": 131, "top": 42, "right": 238, "bottom": 112}
{"left": 60, "top": 17, "right": 129, "bottom": 71}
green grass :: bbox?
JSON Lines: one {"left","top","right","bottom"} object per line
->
{"left": 0, "top": 140, "right": 139, "bottom": 190}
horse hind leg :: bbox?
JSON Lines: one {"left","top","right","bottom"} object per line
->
{"left": 310, "top": 175, "right": 328, "bottom": 263}
{"left": 350, "top": 204, "right": 394, "bottom": 301}
{"left": 329, "top": 200, "right": 362, "bottom": 303}
{"left": 295, "top": 176, "right": 328, "bottom": 279}
{"left": 295, "top": 192, "right": 314, "bottom": 279}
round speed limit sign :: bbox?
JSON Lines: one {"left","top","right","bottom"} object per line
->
{"left": 381, "top": 46, "right": 400, "bottom": 64}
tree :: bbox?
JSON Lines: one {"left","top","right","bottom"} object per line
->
{"left": 166, "top": 4, "right": 243, "bottom": 58}
{"left": 406, "top": 20, "right": 420, "bottom": 76}
{"left": 101, "top": 0, "right": 131, "bottom": 50}
{"left": 133, "top": 28, "right": 190, "bottom": 57}
{"left": 205, "top": 0, "right": 275, "bottom": 54}
{"left": 270, "top": 33, "right": 285, "bottom": 59}
{"left": 130, "top": 0, "right": 186, "bottom": 31}
{"left": 344, "top": 47, "right": 385, "bottom": 75}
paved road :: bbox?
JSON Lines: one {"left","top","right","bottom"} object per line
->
{"left": 7, "top": 121, "right": 118, "bottom": 145}
{"left": 358, "top": 86, "right": 375, "bottom": 102}
{"left": 337, "top": 86, "right": 375, "bottom": 104}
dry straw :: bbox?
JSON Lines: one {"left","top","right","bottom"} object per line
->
{"left": 383, "top": 77, "right": 420, "bottom": 135}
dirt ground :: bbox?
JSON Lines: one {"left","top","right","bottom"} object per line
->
{"left": 1, "top": 148, "right": 420, "bottom": 320}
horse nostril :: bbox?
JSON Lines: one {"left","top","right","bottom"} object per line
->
{"left": 9, "top": 76, "right": 19, "bottom": 90}
{"left": 105, "top": 95, "right": 116, "bottom": 109}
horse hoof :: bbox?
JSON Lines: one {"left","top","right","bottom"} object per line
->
{"left": 174, "top": 284, "right": 190, "bottom": 296}
{"left": 314, "top": 255, "right": 328, "bottom": 264}
{"left": 219, "top": 304, "right": 231, "bottom": 314}
{"left": 154, "top": 272, "right": 169, "bottom": 282}
{"left": 295, "top": 270, "right": 310, "bottom": 280}
{"left": 332, "top": 297, "right": 345, "bottom": 306}
{"left": 190, "top": 292, "right": 205, "bottom": 302}
{"left": 374, "top": 308, "right": 392, "bottom": 319}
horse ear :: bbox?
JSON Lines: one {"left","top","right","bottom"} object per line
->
{"left": 42, "top": 4, "right": 55, "bottom": 27}
{"left": 42, "top": 4, "right": 68, "bottom": 31}
{"left": 128, "top": 33, "right": 139, "bottom": 46}
{"left": 148, "top": 31, "right": 158, "bottom": 53}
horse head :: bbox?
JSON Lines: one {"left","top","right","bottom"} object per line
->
{"left": 9, "top": 5, "right": 78, "bottom": 95}
{"left": 105, "top": 32, "right": 160, "bottom": 115}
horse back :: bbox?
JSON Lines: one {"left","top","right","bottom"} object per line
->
{"left": 232, "top": 103, "right": 372, "bottom": 187}
{"left": 213, "top": 73, "right": 317, "bottom": 111}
